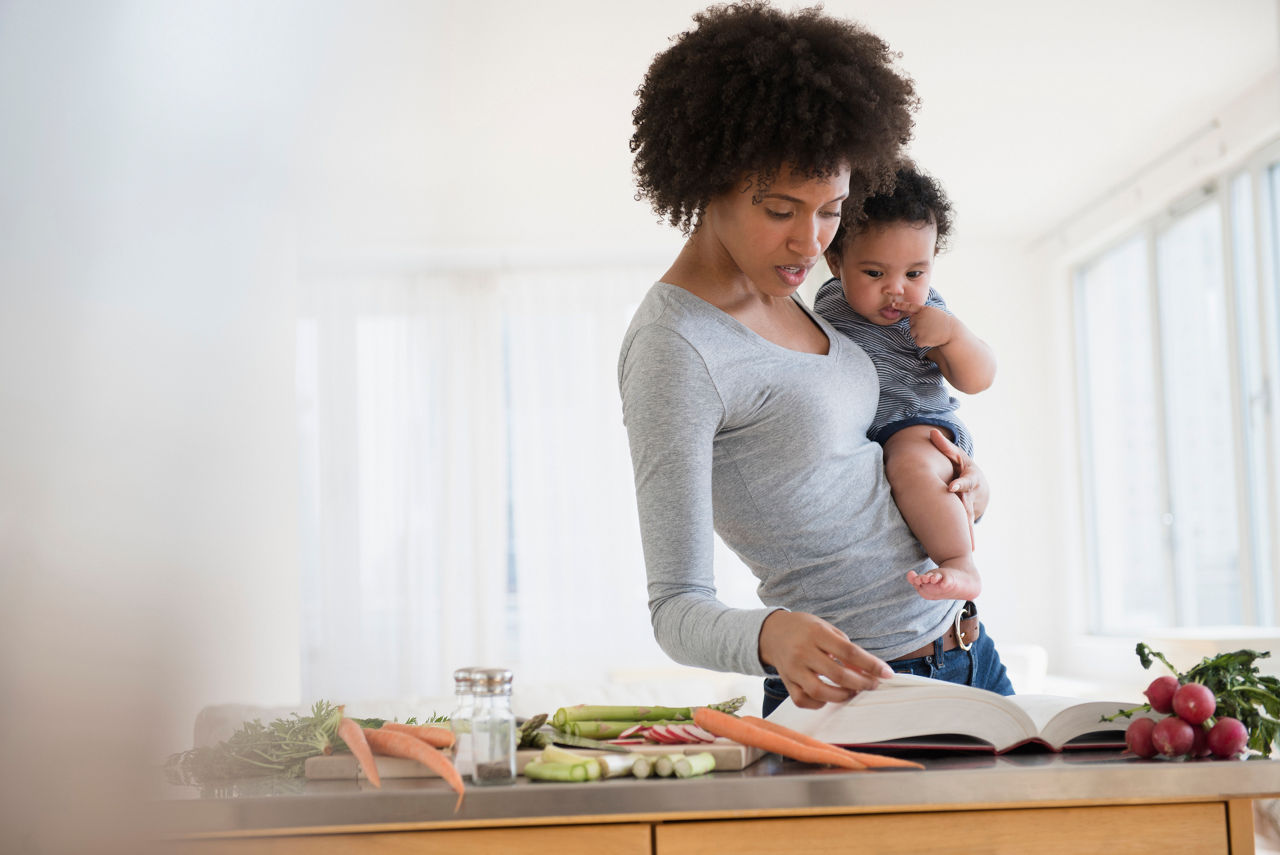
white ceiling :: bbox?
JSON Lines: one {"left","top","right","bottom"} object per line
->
{"left": 13, "top": 1, "right": 1269, "bottom": 257}
{"left": 285, "top": 0, "right": 1278, "bottom": 257}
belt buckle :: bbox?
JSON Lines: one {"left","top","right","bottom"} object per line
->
{"left": 954, "top": 607, "right": 974, "bottom": 651}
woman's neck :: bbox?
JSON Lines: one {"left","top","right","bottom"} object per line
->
{"left": 662, "top": 235, "right": 828, "bottom": 355}
{"left": 663, "top": 233, "right": 778, "bottom": 315}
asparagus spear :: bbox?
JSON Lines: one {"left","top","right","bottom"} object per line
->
{"left": 549, "top": 731, "right": 634, "bottom": 752}
{"left": 556, "top": 720, "right": 676, "bottom": 740}
{"left": 674, "top": 752, "right": 716, "bottom": 778}
{"left": 523, "top": 760, "right": 593, "bottom": 782}
{"left": 552, "top": 697, "right": 746, "bottom": 729}
{"left": 540, "top": 745, "right": 601, "bottom": 779}
{"left": 654, "top": 753, "right": 683, "bottom": 777}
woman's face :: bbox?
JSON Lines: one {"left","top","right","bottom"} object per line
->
{"left": 701, "top": 163, "right": 850, "bottom": 297}
{"left": 827, "top": 220, "right": 937, "bottom": 324}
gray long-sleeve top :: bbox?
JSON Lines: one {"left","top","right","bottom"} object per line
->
{"left": 618, "top": 282, "right": 960, "bottom": 676}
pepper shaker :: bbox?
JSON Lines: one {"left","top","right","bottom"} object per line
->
{"left": 470, "top": 668, "right": 516, "bottom": 786}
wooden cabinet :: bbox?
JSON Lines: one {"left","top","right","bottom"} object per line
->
{"left": 164, "top": 800, "right": 1256, "bottom": 855}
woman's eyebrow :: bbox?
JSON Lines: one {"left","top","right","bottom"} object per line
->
{"left": 761, "top": 192, "right": 849, "bottom": 205}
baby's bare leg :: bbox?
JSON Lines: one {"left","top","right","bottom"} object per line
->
{"left": 882, "top": 425, "right": 982, "bottom": 601}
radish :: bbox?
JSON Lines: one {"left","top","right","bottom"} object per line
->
{"left": 1152, "top": 716, "right": 1195, "bottom": 758}
{"left": 1188, "top": 723, "right": 1211, "bottom": 758}
{"left": 1125, "top": 717, "right": 1157, "bottom": 758}
{"left": 686, "top": 725, "right": 716, "bottom": 743}
{"left": 1143, "top": 676, "right": 1179, "bottom": 714}
{"left": 1207, "top": 717, "right": 1249, "bottom": 759}
{"left": 1171, "top": 683, "right": 1216, "bottom": 725}
{"left": 618, "top": 724, "right": 646, "bottom": 739}
{"left": 647, "top": 725, "right": 678, "bottom": 744}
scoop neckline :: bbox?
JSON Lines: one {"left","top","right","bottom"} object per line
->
{"left": 655, "top": 281, "right": 837, "bottom": 359}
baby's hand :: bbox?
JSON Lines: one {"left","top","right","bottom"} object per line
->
{"left": 890, "top": 300, "right": 954, "bottom": 349}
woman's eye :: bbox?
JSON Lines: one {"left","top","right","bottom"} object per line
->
{"left": 821, "top": 210, "right": 842, "bottom": 219}
{"left": 765, "top": 209, "right": 791, "bottom": 220}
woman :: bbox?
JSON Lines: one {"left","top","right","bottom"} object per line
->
{"left": 618, "top": 2, "right": 1013, "bottom": 716}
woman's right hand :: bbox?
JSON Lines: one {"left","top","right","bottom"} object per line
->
{"left": 758, "top": 610, "right": 894, "bottom": 709}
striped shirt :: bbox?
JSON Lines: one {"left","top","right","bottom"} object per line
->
{"left": 813, "top": 279, "right": 973, "bottom": 455}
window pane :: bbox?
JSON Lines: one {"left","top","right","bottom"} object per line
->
{"left": 1076, "top": 234, "right": 1171, "bottom": 631}
{"left": 1156, "top": 201, "right": 1242, "bottom": 625}
{"left": 1231, "top": 170, "right": 1271, "bottom": 623}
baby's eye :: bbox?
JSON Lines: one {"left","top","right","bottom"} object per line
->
{"left": 906, "top": 271, "right": 924, "bottom": 279}
{"left": 861, "top": 269, "right": 882, "bottom": 279}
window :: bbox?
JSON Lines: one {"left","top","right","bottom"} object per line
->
{"left": 1073, "top": 144, "right": 1280, "bottom": 633}
{"left": 295, "top": 266, "right": 682, "bottom": 701}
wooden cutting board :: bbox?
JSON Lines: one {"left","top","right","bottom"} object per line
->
{"left": 304, "top": 738, "right": 764, "bottom": 780}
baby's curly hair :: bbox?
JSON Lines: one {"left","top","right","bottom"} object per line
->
{"left": 830, "top": 164, "right": 954, "bottom": 254}
{"left": 631, "top": 1, "right": 918, "bottom": 235}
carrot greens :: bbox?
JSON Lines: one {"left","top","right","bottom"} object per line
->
{"left": 165, "top": 700, "right": 446, "bottom": 784}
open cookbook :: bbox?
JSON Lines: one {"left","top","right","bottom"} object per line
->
{"left": 766, "top": 674, "right": 1155, "bottom": 753}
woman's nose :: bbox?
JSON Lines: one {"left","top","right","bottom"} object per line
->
{"left": 790, "top": 217, "right": 822, "bottom": 257}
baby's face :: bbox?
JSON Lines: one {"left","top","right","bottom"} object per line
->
{"left": 826, "top": 220, "right": 937, "bottom": 325}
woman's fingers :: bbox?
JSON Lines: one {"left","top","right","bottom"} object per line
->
{"left": 760, "top": 611, "right": 892, "bottom": 707}
{"left": 928, "top": 428, "right": 963, "bottom": 469}
{"left": 930, "top": 428, "right": 977, "bottom": 494}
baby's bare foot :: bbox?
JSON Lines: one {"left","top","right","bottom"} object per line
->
{"left": 906, "top": 561, "right": 982, "bottom": 601}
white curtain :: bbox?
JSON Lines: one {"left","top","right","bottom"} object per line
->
{"left": 297, "top": 263, "right": 680, "bottom": 703}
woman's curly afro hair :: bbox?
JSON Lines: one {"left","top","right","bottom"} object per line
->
{"left": 630, "top": 1, "right": 918, "bottom": 235}
{"left": 830, "top": 163, "right": 955, "bottom": 254}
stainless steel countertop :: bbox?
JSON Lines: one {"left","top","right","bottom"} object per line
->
{"left": 155, "top": 751, "right": 1280, "bottom": 837}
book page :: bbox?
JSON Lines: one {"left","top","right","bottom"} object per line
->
{"left": 1006, "top": 695, "right": 1100, "bottom": 734}
{"left": 1033, "top": 698, "right": 1144, "bottom": 749}
{"left": 768, "top": 674, "right": 1039, "bottom": 751}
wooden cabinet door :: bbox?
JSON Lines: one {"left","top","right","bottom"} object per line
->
{"left": 166, "top": 822, "right": 652, "bottom": 855}
{"left": 656, "top": 804, "right": 1230, "bottom": 855}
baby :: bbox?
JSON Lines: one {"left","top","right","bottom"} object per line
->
{"left": 814, "top": 166, "right": 995, "bottom": 601}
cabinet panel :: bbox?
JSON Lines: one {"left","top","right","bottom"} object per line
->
{"left": 166, "top": 822, "right": 652, "bottom": 855}
{"left": 656, "top": 804, "right": 1228, "bottom": 855}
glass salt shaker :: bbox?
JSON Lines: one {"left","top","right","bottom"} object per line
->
{"left": 449, "top": 667, "right": 478, "bottom": 781}
{"left": 470, "top": 667, "right": 516, "bottom": 786}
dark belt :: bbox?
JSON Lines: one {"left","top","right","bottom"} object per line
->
{"left": 890, "top": 601, "right": 979, "bottom": 662}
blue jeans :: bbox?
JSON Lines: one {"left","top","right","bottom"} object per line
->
{"left": 761, "top": 621, "right": 1015, "bottom": 718}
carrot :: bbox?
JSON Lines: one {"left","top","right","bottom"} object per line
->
{"left": 742, "top": 715, "right": 923, "bottom": 770}
{"left": 337, "top": 717, "right": 381, "bottom": 788}
{"left": 363, "top": 727, "right": 465, "bottom": 812}
{"left": 379, "top": 721, "right": 456, "bottom": 749}
{"left": 693, "top": 707, "right": 865, "bottom": 771}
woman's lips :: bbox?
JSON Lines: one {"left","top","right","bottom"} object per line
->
{"left": 775, "top": 264, "right": 808, "bottom": 286}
